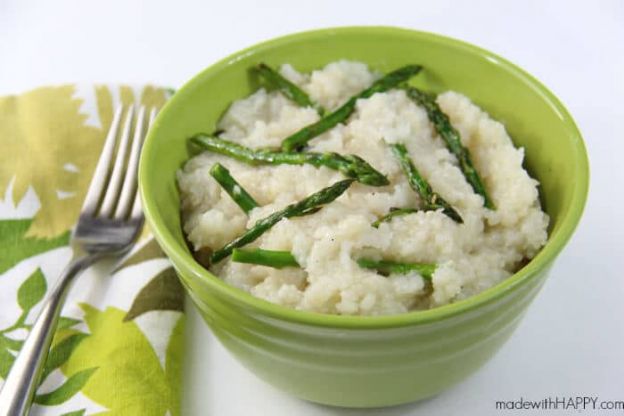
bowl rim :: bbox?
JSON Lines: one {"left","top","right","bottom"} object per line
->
{"left": 139, "top": 26, "right": 589, "bottom": 329}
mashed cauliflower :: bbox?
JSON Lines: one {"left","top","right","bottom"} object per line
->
{"left": 177, "top": 60, "right": 549, "bottom": 315}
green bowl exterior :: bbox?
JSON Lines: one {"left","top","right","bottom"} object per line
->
{"left": 139, "top": 27, "right": 589, "bottom": 407}
{"left": 175, "top": 254, "right": 552, "bottom": 407}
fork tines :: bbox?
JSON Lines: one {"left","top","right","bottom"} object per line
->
{"left": 81, "top": 105, "right": 157, "bottom": 220}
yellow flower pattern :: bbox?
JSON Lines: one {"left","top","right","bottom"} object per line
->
{"left": 0, "top": 85, "right": 167, "bottom": 238}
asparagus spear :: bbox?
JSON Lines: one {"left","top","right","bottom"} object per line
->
{"left": 232, "top": 248, "right": 299, "bottom": 269}
{"left": 372, "top": 207, "right": 419, "bottom": 228}
{"left": 281, "top": 65, "right": 423, "bottom": 152}
{"left": 390, "top": 143, "right": 463, "bottom": 223}
{"left": 404, "top": 87, "right": 494, "bottom": 209}
{"left": 210, "top": 163, "right": 259, "bottom": 214}
{"left": 191, "top": 134, "right": 389, "bottom": 186}
{"left": 255, "top": 63, "right": 324, "bottom": 115}
{"left": 211, "top": 179, "right": 354, "bottom": 263}
{"left": 357, "top": 258, "right": 436, "bottom": 280}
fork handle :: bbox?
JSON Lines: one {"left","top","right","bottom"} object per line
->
{"left": 0, "top": 254, "right": 101, "bottom": 416}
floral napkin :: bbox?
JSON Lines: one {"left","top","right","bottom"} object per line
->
{"left": 0, "top": 85, "right": 184, "bottom": 415}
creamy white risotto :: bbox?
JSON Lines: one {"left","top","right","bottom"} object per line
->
{"left": 177, "top": 60, "right": 549, "bottom": 315}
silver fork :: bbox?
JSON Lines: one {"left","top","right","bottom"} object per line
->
{"left": 0, "top": 105, "right": 156, "bottom": 416}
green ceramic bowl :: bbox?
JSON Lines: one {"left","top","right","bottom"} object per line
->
{"left": 139, "top": 27, "right": 588, "bottom": 407}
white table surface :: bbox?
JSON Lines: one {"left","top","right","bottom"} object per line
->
{"left": 1, "top": 1, "right": 623, "bottom": 414}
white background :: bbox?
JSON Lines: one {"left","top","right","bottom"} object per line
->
{"left": 1, "top": 0, "right": 623, "bottom": 414}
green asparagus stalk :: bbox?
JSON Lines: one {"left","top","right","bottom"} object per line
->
{"left": 391, "top": 143, "right": 463, "bottom": 223}
{"left": 232, "top": 248, "right": 299, "bottom": 269}
{"left": 281, "top": 65, "right": 423, "bottom": 152}
{"left": 209, "top": 163, "right": 259, "bottom": 214}
{"left": 404, "top": 87, "right": 494, "bottom": 209}
{"left": 256, "top": 63, "right": 324, "bottom": 115}
{"left": 357, "top": 258, "right": 436, "bottom": 280}
{"left": 372, "top": 207, "right": 419, "bottom": 228}
{"left": 191, "top": 134, "right": 389, "bottom": 186}
{"left": 211, "top": 179, "right": 354, "bottom": 263}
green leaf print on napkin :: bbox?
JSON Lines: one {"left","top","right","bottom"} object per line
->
{"left": 0, "top": 267, "right": 92, "bottom": 407}
{"left": 60, "top": 410, "right": 86, "bottom": 416}
{"left": 113, "top": 238, "right": 165, "bottom": 271}
{"left": 165, "top": 312, "right": 184, "bottom": 414}
{"left": 1, "top": 268, "right": 47, "bottom": 339}
{"left": 124, "top": 268, "right": 184, "bottom": 321}
{"left": 17, "top": 266, "right": 47, "bottom": 311}
{"left": 41, "top": 333, "right": 89, "bottom": 382}
{"left": 57, "top": 317, "right": 82, "bottom": 330}
{"left": 0, "top": 219, "right": 69, "bottom": 275}
{"left": 0, "top": 268, "right": 47, "bottom": 379}
{"left": 62, "top": 305, "right": 182, "bottom": 416}
{"left": 117, "top": 238, "right": 185, "bottom": 321}
{"left": 0, "top": 342, "right": 16, "bottom": 379}
{"left": 34, "top": 367, "right": 98, "bottom": 406}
